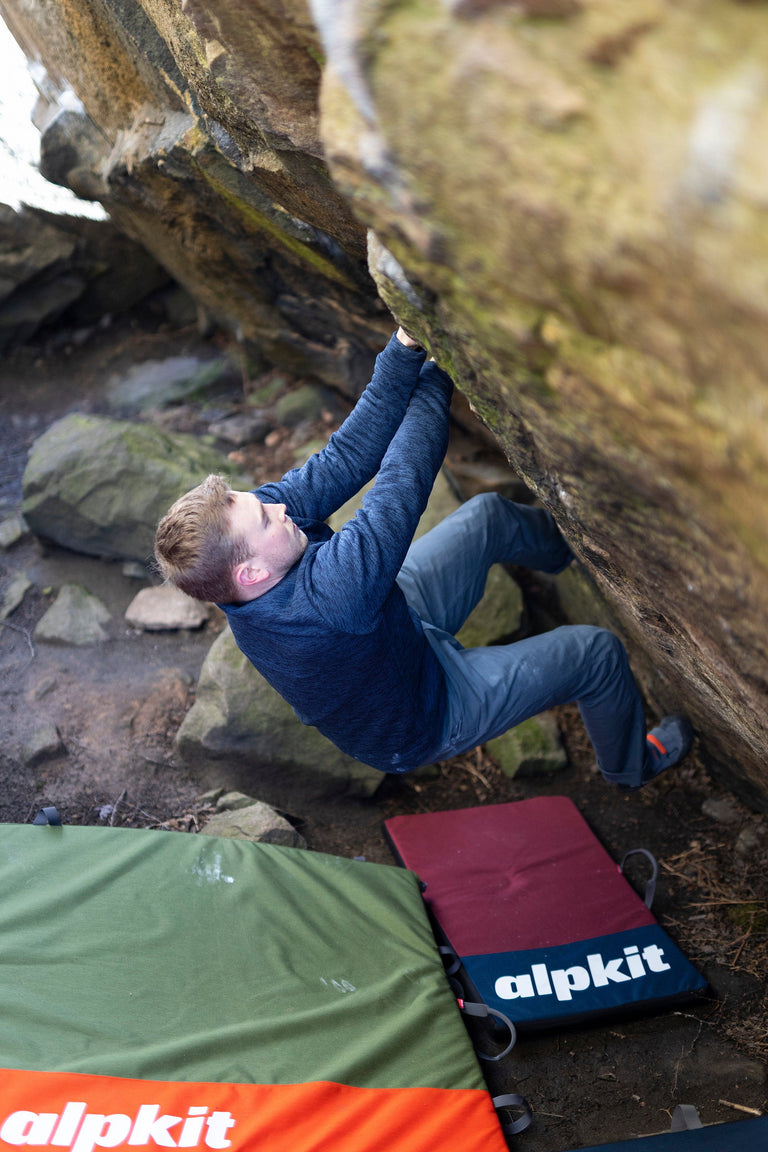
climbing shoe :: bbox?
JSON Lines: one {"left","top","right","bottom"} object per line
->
{"left": 619, "top": 714, "right": 694, "bottom": 792}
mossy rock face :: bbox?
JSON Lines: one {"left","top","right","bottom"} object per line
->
{"left": 2, "top": 0, "right": 389, "bottom": 393}
{"left": 7, "top": 0, "right": 768, "bottom": 805}
{"left": 175, "top": 627, "right": 383, "bottom": 802}
{"left": 486, "top": 712, "right": 568, "bottom": 779}
{"left": 22, "top": 413, "right": 248, "bottom": 562}
{"left": 319, "top": 8, "right": 768, "bottom": 808}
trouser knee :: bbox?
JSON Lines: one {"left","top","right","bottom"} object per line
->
{"left": 463, "top": 491, "right": 507, "bottom": 524}
{"left": 579, "top": 627, "right": 630, "bottom": 687}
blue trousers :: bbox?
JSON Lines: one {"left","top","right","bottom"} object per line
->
{"left": 396, "top": 493, "right": 650, "bottom": 786}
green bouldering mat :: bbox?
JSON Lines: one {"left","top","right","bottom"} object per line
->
{"left": 0, "top": 824, "right": 509, "bottom": 1152}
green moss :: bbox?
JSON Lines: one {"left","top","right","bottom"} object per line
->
{"left": 726, "top": 902, "right": 768, "bottom": 932}
{"left": 193, "top": 162, "right": 357, "bottom": 289}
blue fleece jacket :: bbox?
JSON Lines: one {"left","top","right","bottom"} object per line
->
{"left": 222, "top": 334, "right": 454, "bottom": 772}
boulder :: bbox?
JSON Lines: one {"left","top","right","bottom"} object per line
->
{"left": 22, "top": 413, "right": 248, "bottom": 562}
{"left": 21, "top": 723, "right": 65, "bottom": 766}
{"left": 125, "top": 585, "right": 210, "bottom": 631}
{"left": 3, "top": 0, "right": 768, "bottom": 805}
{"left": 0, "top": 573, "right": 32, "bottom": 621}
{"left": 0, "top": 0, "right": 388, "bottom": 390}
{"left": 175, "top": 626, "right": 383, "bottom": 801}
{"left": 273, "top": 383, "right": 334, "bottom": 428}
{"left": 34, "top": 583, "right": 110, "bottom": 645}
{"left": 208, "top": 412, "right": 271, "bottom": 447}
{"left": 200, "top": 800, "right": 306, "bottom": 847}
{"left": 0, "top": 204, "right": 170, "bottom": 347}
{"left": 0, "top": 514, "right": 29, "bottom": 549}
{"left": 105, "top": 355, "right": 239, "bottom": 414}
{"left": 486, "top": 712, "right": 568, "bottom": 779}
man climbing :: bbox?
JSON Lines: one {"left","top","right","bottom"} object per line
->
{"left": 154, "top": 327, "right": 692, "bottom": 789}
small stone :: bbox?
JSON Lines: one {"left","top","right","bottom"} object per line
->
{"left": 208, "top": 412, "right": 270, "bottom": 447}
{"left": 486, "top": 711, "right": 568, "bottom": 778}
{"left": 215, "top": 790, "right": 259, "bottom": 811}
{"left": 34, "top": 583, "right": 110, "bottom": 645}
{"left": 0, "top": 572, "right": 32, "bottom": 620}
{"left": 105, "top": 355, "right": 234, "bottom": 412}
{"left": 735, "top": 820, "right": 766, "bottom": 856}
{"left": 293, "top": 438, "right": 327, "bottom": 465}
{"left": 0, "top": 514, "right": 28, "bottom": 549}
{"left": 273, "top": 384, "right": 330, "bottom": 428}
{"left": 196, "top": 788, "right": 225, "bottom": 807}
{"left": 200, "top": 801, "right": 306, "bottom": 847}
{"left": 31, "top": 673, "right": 59, "bottom": 700}
{"left": 22, "top": 723, "right": 65, "bottom": 766}
{"left": 125, "top": 585, "right": 210, "bottom": 631}
{"left": 122, "top": 561, "right": 151, "bottom": 579}
{"left": 701, "top": 796, "right": 743, "bottom": 825}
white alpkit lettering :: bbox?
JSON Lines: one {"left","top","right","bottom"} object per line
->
{"left": 178, "top": 1109, "right": 208, "bottom": 1149}
{"left": 494, "top": 940, "right": 675, "bottom": 1003}
{"left": 52, "top": 1104, "right": 88, "bottom": 1147}
{"left": 205, "top": 1114, "right": 235, "bottom": 1150}
{"left": 2, "top": 1110, "right": 58, "bottom": 1145}
{"left": 531, "top": 964, "right": 552, "bottom": 996}
{"left": 0, "top": 1105, "right": 237, "bottom": 1152}
{"left": 128, "top": 1106, "right": 182, "bottom": 1147}
{"left": 623, "top": 946, "right": 645, "bottom": 979}
{"left": 550, "top": 965, "right": 590, "bottom": 1002}
{"left": 587, "top": 953, "right": 630, "bottom": 987}
{"left": 72, "top": 1113, "right": 131, "bottom": 1152}
{"left": 494, "top": 974, "right": 534, "bottom": 999}
{"left": 642, "top": 944, "right": 671, "bottom": 972}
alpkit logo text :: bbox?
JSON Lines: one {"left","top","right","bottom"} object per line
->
{"left": 494, "top": 942, "right": 671, "bottom": 1003}
{"left": 0, "top": 1102, "right": 235, "bottom": 1152}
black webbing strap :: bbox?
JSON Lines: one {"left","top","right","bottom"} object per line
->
{"left": 491, "top": 1092, "right": 532, "bottom": 1136}
{"left": 457, "top": 998, "right": 517, "bottom": 1061}
{"left": 619, "top": 847, "right": 658, "bottom": 909}
{"left": 32, "top": 806, "right": 62, "bottom": 826}
{"left": 438, "top": 944, "right": 461, "bottom": 976}
{"left": 670, "top": 1104, "right": 703, "bottom": 1131}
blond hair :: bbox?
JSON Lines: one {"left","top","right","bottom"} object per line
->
{"left": 154, "top": 474, "right": 251, "bottom": 603}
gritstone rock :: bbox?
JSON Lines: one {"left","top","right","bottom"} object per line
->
{"left": 125, "top": 585, "right": 210, "bottom": 631}
{"left": 200, "top": 800, "right": 306, "bottom": 847}
{"left": 0, "top": 573, "right": 32, "bottom": 621}
{"left": 175, "top": 626, "right": 383, "bottom": 801}
{"left": 22, "top": 413, "right": 249, "bottom": 562}
{"left": 0, "top": 514, "right": 29, "bottom": 549}
{"left": 105, "top": 355, "right": 238, "bottom": 413}
{"left": 486, "top": 711, "right": 568, "bottom": 778}
{"left": 34, "top": 583, "right": 111, "bottom": 645}
{"left": 22, "top": 724, "right": 65, "bottom": 766}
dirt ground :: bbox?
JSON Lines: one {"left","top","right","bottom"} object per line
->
{"left": 1, "top": 309, "right": 766, "bottom": 1151}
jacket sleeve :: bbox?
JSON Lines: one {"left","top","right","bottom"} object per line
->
{"left": 256, "top": 333, "right": 426, "bottom": 522}
{"left": 302, "top": 359, "right": 455, "bottom": 632}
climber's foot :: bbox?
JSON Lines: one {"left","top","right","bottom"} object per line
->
{"left": 618, "top": 714, "right": 693, "bottom": 792}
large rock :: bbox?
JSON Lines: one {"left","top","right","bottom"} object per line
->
{"left": 22, "top": 413, "right": 248, "bottom": 561}
{"left": 0, "top": 204, "right": 170, "bottom": 347}
{"left": 200, "top": 799, "right": 307, "bottom": 848}
{"left": 175, "top": 627, "right": 383, "bottom": 802}
{"left": 0, "top": 0, "right": 389, "bottom": 390}
{"left": 3, "top": 0, "right": 768, "bottom": 807}
{"left": 34, "top": 583, "right": 111, "bottom": 645}
{"left": 317, "top": 12, "right": 768, "bottom": 809}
